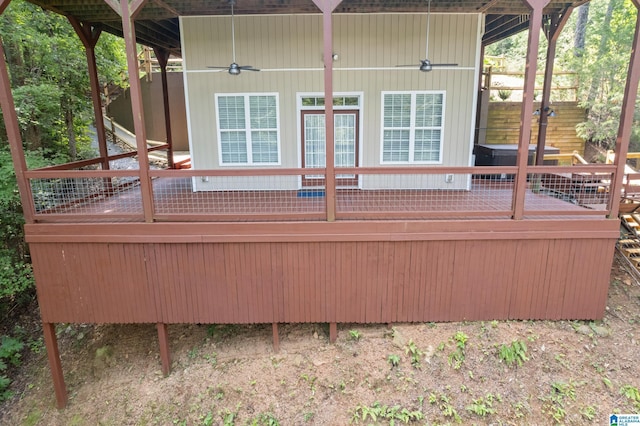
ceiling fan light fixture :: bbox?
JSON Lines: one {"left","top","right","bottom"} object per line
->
{"left": 420, "top": 60, "right": 433, "bottom": 72}
{"left": 228, "top": 63, "right": 241, "bottom": 75}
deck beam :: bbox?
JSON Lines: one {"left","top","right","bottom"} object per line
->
{"left": 156, "top": 323, "right": 171, "bottom": 376}
{"left": 535, "top": 7, "right": 574, "bottom": 165}
{"left": 42, "top": 322, "right": 67, "bottom": 409}
{"left": 313, "top": 0, "right": 343, "bottom": 222}
{"left": 68, "top": 18, "right": 110, "bottom": 172}
{"left": 329, "top": 322, "right": 337, "bottom": 343}
{"left": 153, "top": 47, "right": 175, "bottom": 169}
{"left": 512, "top": 0, "right": 550, "bottom": 219}
{"left": 108, "top": 0, "right": 155, "bottom": 222}
{"left": 272, "top": 323, "right": 280, "bottom": 352}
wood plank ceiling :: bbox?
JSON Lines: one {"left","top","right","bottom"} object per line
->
{"left": 25, "top": 0, "right": 580, "bottom": 55}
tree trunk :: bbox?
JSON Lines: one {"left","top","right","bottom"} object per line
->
{"left": 587, "top": 0, "right": 620, "bottom": 102}
{"left": 65, "top": 108, "right": 77, "bottom": 161}
{"left": 574, "top": 3, "right": 590, "bottom": 57}
{"left": 25, "top": 125, "right": 41, "bottom": 150}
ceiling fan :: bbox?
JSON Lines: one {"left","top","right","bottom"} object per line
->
{"left": 207, "top": 0, "right": 259, "bottom": 75}
{"left": 397, "top": 0, "right": 458, "bottom": 72}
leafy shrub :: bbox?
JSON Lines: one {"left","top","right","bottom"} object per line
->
{"left": 0, "top": 335, "right": 25, "bottom": 401}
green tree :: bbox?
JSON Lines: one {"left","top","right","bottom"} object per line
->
{"left": 487, "top": 0, "right": 638, "bottom": 151}
{"left": 0, "top": 0, "right": 127, "bottom": 157}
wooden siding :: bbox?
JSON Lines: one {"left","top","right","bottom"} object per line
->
{"left": 181, "top": 14, "right": 480, "bottom": 190}
{"left": 107, "top": 73, "right": 189, "bottom": 151}
{"left": 485, "top": 102, "right": 587, "bottom": 154}
{"left": 28, "top": 220, "right": 617, "bottom": 324}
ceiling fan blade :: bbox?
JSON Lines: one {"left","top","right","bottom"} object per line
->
{"left": 239, "top": 65, "right": 259, "bottom": 71}
{"left": 207, "top": 66, "right": 231, "bottom": 69}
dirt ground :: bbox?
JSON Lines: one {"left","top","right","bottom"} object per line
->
{"left": 1, "top": 255, "right": 639, "bottom": 425}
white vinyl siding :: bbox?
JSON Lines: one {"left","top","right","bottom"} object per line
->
{"left": 216, "top": 94, "right": 280, "bottom": 165}
{"left": 381, "top": 92, "right": 445, "bottom": 164}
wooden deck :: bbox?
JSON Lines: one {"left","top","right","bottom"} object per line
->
{"left": 32, "top": 176, "right": 609, "bottom": 222}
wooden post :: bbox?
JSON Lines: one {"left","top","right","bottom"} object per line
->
{"left": 106, "top": 0, "right": 154, "bottom": 222}
{"left": 156, "top": 323, "right": 171, "bottom": 376}
{"left": 272, "top": 323, "right": 280, "bottom": 352}
{"left": 153, "top": 47, "right": 175, "bottom": 169}
{"left": 42, "top": 323, "right": 67, "bottom": 409}
{"left": 535, "top": 8, "right": 573, "bottom": 165}
{"left": 0, "top": 1, "right": 36, "bottom": 224}
{"left": 512, "top": 0, "right": 550, "bottom": 219}
{"left": 609, "top": 0, "right": 640, "bottom": 217}
{"left": 329, "top": 322, "right": 337, "bottom": 343}
{"left": 68, "top": 18, "right": 110, "bottom": 172}
{"left": 312, "top": 0, "right": 342, "bottom": 222}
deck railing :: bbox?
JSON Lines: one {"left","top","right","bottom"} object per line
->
{"left": 23, "top": 162, "right": 616, "bottom": 223}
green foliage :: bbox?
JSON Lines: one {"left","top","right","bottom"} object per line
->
{"left": 620, "top": 385, "right": 640, "bottom": 411}
{"left": 581, "top": 405, "right": 597, "bottom": 421}
{"left": 0, "top": 0, "right": 127, "bottom": 154}
{"left": 404, "top": 340, "right": 423, "bottom": 368}
{"left": 487, "top": 0, "right": 639, "bottom": 149}
{"left": 466, "top": 393, "right": 501, "bottom": 417}
{"left": 0, "top": 147, "right": 69, "bottom": 317}
{"left": 351, "top": 401, "right": 424, "bottom": 424}
{"left": 348, "top": 329, "right": 361, "bottom": 341}
{"left": 0, "top": 335, "right": 25, "bottom": 401}
{"left": 497, "top": 339, "right": 529, "bottom": 367}
{"left": 428, "top": 392, "right": 461, "bottom": 423}
{"left": 540, "top": 381, "right": 577, "bottom": 424}
{"left": 247, "top": 412, "right": 280, "bottom": 426}
{"left": 497, "top": 89, "right": 512, "bottom": 101}
{"left": 387, "top": 354, "right": 401, "bottom": 368}
{"left": 447, "top": 331, "right": 468, "bottom": 370}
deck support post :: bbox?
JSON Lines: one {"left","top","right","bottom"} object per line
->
{"left": 272, "top": 323, "right": 280, "bottom": 352}
{"left": 156, "top": 323, "right": 171, "bottom": 376}
{"left": 512, "top": 0, "right": 550, "bottom": 219}
{"left": 535, "top": 8, "right": 573, "bottom": 165}
{"left": 42, "top": 323, "right": 67, "bottom": 409}
{"left": 329, "top": 322, "right": 337, "bottom": 343}
{"left": 0, "top": 0, "right": 35, "bottom": 224}
{"left": 153, "top": 47, "right": 175, "bottom": 169}
{"left": 312, "top": 0, "right": 342, "bottom": 222}
{"left": 609, "top": 0, "right": 640, "bottom": 217}
{"left": 106, "top": 0, "right": 155, "bottom": 222}
{"left": 68, "top": 18, "right": 110, "bottom": 172}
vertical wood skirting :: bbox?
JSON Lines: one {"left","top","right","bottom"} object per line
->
{"left": 42, "top": 322, "right": 67, "bottom": 409}
{"left": 30, "top": 236, "right": 616, "bottom": 325}
{"left": 156, "top": 323, "right": 171, "bottom": 376}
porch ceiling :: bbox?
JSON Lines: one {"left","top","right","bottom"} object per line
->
{"left": 26, "top": 0, "right": 581, "bottom": 55}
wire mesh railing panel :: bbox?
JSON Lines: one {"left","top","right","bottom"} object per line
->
{"left": 30, "top": 175, "right": 143, "bottom": 218}
{"left": 336, "top": 174, "right": 515, "bottom": 219}
{"left": 524, "top": 172, "right": 612, "bottom": 215}
{"left": 152, "top": 175, "right": 325, "bottom": 220}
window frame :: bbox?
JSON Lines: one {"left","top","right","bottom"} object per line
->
{"left": 215, "top": 92, "right": 281, "bottom": 166}
{"left": 379, "top": 90, "right": 446, "bottom": 165}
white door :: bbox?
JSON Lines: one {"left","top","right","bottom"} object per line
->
{"left": 302, "top": 110, "right": 358, "bottom": 186}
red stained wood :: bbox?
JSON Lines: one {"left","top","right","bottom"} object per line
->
{"left": 31, "top": 228, "right": 616, "bottom": 326}
{"left": 272, "top": 323, "right": 279, "bottom": 352}
{"left": 156, "top": 323, "right": 171, "bottom": 376}
{"left": 42, "top": 323, "right": 67, "bottom": 409}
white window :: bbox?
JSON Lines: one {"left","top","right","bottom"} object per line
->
{"left": 215, "top": 93, "right": 280, "bottom": 165}
{"left": 381, "top": 91, "right": 445, "bottom": 164}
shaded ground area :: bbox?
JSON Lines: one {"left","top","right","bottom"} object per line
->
{"left": 1, "top": 255, "right": 639, "bottom": 425}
